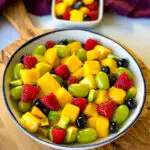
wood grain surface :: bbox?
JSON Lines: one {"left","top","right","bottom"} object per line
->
{"left": 0, "top": 0, "right": 150, "bottom": 150}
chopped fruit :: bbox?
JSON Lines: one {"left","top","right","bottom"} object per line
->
{"left": 126, "top": 86, "right": 137, "bottom": 99}
{"left": 115, "top": 73, "right": 133, "bottom": 90}
{"left": 31, "top": 106, "right": 46, "bottom": 119}
{"left": 64, "top": 0, "right": 76, "bottom": 6}
{"left": 48, "top": 111, "right": 61, "bottom": 121}
{"left": 61, "top": 56, "right": 69, "bottom": 64}
{"left": 84, "top": 38, "right": 99, "bottom": 51}
{"left": 52, "top": 128, "right": 66, "bottom": 144}
{"left": 97, "top": 100, "right": 117, "bottom": 119}
{"left": 72, "top": 98, "right": 87, "bottom": 112}
{"left": 84, "top": 103, "right": 98, "bottom": 117}
{"left": 70, "top": 10, "right": 84, "bottom": 22}
{"left": 83, "top": 0, "right": 94, "bottom": 5}
{"left": 61, "top": 104, "right": 80, "bottom": 122}
{"left": 80, "top": 7, "right": 89, "bottom": 15}
{"left": 21, "top": 84, "right": 40, "bottom": 103}
{"left": 109, "top": 87, "right": 126, "bottom": 104}
{"left": 55, "top": 64, "right": 70, "bottom": 79}
{"left": 87, "top": 11, "right": 98, "bottom": 20}
{"left": 76, "top": 113, "right": 87, "bottom": 128}
{"left": 55, "top": 2, "right": 67, "bottom": 16}
{"left": 67, "top": 76, "right": 79, "bottom": 86}
{"left": 65, "top": 55, "right": 83, "bottom": 73}
{"left": 53, "top": 57, "right": 61, "bottom": 68}
{"left": 20, "top": 68, "right": 40, "bottom": 85}
{"left": 84, "top": 61, "right": 100, "bottom": 76}
{"left": 32, "top": 45, "right": 47, "bottom": 56}
{"left": 56, "top": 0, "right": 63, "bottom": 4}
{"left": 41, "top": 93, "right": 60, "bottom": 111}
{"left": 72, "top": 67, "right": 84, "bottom": 80}
{"left": 12, "top": 63, "right": 24, "bottom": 80}
{"left": 37, "top": 72, "right": 61, "bottom": 95}
{"left": 57, "top": 116, "right": 70, "bottom": 129}
{"left": 40, "top": 118, "right": 49, "bottom": 126}
{"left": 38, "top": 127, "right": 49, "bottom": 137}
{"left": 23, "top": 56, "right": 37, "bottom": 69}
{"left": 68, "top": 41, "right": 82, "bottom": 54}
{"left": 54, "top": 87, "right": 73, "bottom": 107}
{"left": 96, "top": 116, "right": 109, "bottom": 138}
{"left": 9, "top": 79, "right": 23, "bottom": 87}
{"left": 87, "top": 116, "right": 98, "bottom": 129}
{"left": 63, "top": 8, "right": 71, "bottom": 20}
{"left": 88, "top": 89, "right": 97, "bottom": 102}
{"left": 95, "top": 90, "right": 109, "bottom": 105}
{"left": 87, "top": 1, "right": 99, "bottom": 11}
{"left": 19, "top": 112, "right": 41, "bottom": 133}
{"left": 46, "top": 41, "right": 56, "bottom": 49}
{"left": 87, "top": 49, "right": 100, "bottom": 61}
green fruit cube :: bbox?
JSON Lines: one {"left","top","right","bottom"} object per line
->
{"left": 57, "top": 116, "right": 70, "bottom": 129}
{"left": 48, "top": 111, "right": 61, "bottom": 121}
{"left": 9, "top": 79, "right": 23, "bottom": 87}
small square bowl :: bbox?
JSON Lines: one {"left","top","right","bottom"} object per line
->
{"left": 52, "top": 0, "right": 104, "bottom": 27}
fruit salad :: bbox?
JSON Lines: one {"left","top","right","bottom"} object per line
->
{"left": 54, "top": 0, "right": 99, "bottom": 21}
{"left": 9, "top": 38, "right": 137, "bottom": 144}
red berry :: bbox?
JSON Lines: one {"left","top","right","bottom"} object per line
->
{"left": 56, "top": 0, "right": 63, "bottom": 4}
{"left": 67, "top": 76, "right": 79, "bottom": 86}
{"left": 63, "top": 7, "right": 72, "bottom": 20}
{"left": 23, "top": 56, "right": 37, "bottom": 69}
{"left": 72, "top": 98, "right": 87, "bottom": 112}
{"left": 84, "top": 38, "right": 99, "bottom": 51}
{"left": 55, "top": 64, "right": 70, "bottom": 80}
{"left": 114, "top": 73, "right": 133, "bottom": 90}
{"left": 21, "top": 84, "right": 40, "bottom": 103}
{"left": 46, "top": 41, "right": 56, "bottom": 49}
{"left": 41, "top": 93, "right": 60, "bottom": 111}
{"left": 52, "top": 128, "right": 66, "bottom": 144}
{"left": 88, "top": 2, "right": 99, "bottom": 11}
{"left": 97, "top": 100, "right": 117, "bottom": 119}
{"left": 87, "top": 11, "right": 98, "bottom": 21}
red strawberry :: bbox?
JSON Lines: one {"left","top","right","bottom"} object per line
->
{"left": 55, "top": 64, "right": 70, "bottom": 80}
{"left": 72, "top": 98, "right": 87, "bottom": 112}
{"left": 46, "top": 41, "right": 56, "bottom": 49}
{"left": 23, "top": 56, "right": 37, "bottom": 69}
{"left": 87, "top": 11, "right": 98, "bottom": 21}
{"left": 97, "top": 100, "right": 117, "bottom": 119}
{"left": 67, "top": 76, "right": 79, "bottom": 86}
{"left": 63, "top": 7, "right": 72, "bottom": 20}
{"left": 115, "top": 73, "right": 133, "bottom": 90}
{"left": 84, "top": 38, "right": 99, "bottom": 51}
{"left": 21, "top": 84, "right": 40, "bottom": 103}
{"left": 41, "top": 93, "right": 60, "bottom": 111}
{"left": 52, "top": 128, "right": 66, "bottom": 144}
{"left": 56, "top": 0, "right": 63, "bottom": 4}
{"left": 88, "top": 2, "right": 99, "bottom": 11}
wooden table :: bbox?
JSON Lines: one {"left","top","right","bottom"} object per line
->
{"left": 0, "top": 1, "right": 150, "bottom": 149}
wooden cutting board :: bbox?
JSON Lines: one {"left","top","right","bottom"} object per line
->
{"left": 0, "top": 0, "right": 150, "bottom": 150}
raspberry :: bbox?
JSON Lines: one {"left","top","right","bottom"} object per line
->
{"left": 87, "top": 2, "right": 99, "bottom": 11}
{"left": 84, "top": 38, "right": 99, "bottom": 51}
{"left": 67, "top": 76, "right": 79, "bottom": 86}
{"left": 97, "top": 100, "right": 117, "bottom": 119}
{"left": 115, "top": 73, "right": 133, "bottom": 90}
{"left": 41, "top": 93, "right": 60, "bottom": 111}
{"left": 46, "top": 41, "right": 56, "bottom": 49}
{"left": 63, "top": 7, "right": 72, "bottom": 20}
{"left": 21, "top": 84, "right": 40, "bottom": 103}
{"left": 56, "top": 0, "right": 63, "bottom": 4}
{"left": 72, "top": 98, "right": 87, "bottom": 112}
{"left": 23, "top": 56, "right": 37, "bottom": 69}
{"left": 52, "top": 128, "right": 66, "bottom": 144}
{"left": 87, "top": 11, "right": 98, "bottom": 21}
{"left": 55, "top": 64, "right": 70, "bottom": 80}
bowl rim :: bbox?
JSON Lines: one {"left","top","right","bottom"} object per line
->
{"left": 2, "top": 29, "right": 146, "bottom": 149}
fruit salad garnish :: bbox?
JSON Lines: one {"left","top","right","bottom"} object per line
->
{"left": 9, "top": 38, "right": 137, "bottom": 144}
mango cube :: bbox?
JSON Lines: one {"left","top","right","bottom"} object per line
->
{"left": 109, "top": 87, "right": 126, "bottom": 104}
{"left": 40, "top": 118, "right": 49, "bottom": 127}
{"left": 72, "top": 67, "right": 84, "bottom": 80}
{"left": 54, "top": 87, "right": 73, "bottom": 107}
{"left": 61, "top": 56, "right": 70, "bottom": 64}
{"left": 87, "top": 116, "right": 98, "bottom": 129}
{"left": 64, "top": 0, "right": 76, "bottom": 6}
{"left": 87, "top": 49, "right": 100, "bottom": 61}
{"left": 31, "top": 106, "right": 46, "bottom": 119}
{"left": 37, "top": 72, "right": 61, "bottom": 95}
{"left": 61, "top": 104, "right": 80, "bottom": 122}
{"left": 70, "top": 10, "right": 84, "bottom": 22}
{"left": 53, "top": 57, "right": 61, "bottom": 68}
{"left": 65, "top": 55, "right": 83, "bottom": 73}
{"left": 35, "top": 56, "right": 48, "bottom": 63}
{"left": 80, "top": 7, "right": 89, "bottom": 15}
{"left": 20, "top": 68, "right": 40, "bottom": 85}
{"left": 84, "top": 61, "right": 100, "bottom": 76}
{"left": 68, "top": 41, "right": 82, "bottom": 54}
{"left": 55, "top": 2, "right": 67, "bottom": 16}
{"left": 84, "top": 103, "right": 98, "bottom": 117}
{"left": 95, "top": 90, "right": 109, "bottom": 105}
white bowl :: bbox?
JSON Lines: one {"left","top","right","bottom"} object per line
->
{"left": 52, "top": 0, "right": 104, "bottom": 27}
{"left": 2, "top": 29, "right": 146, "bottom": 150}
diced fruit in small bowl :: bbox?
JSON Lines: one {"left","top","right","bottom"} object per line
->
{"left": 3, "top": 30, "right": 145, "bottom": 150}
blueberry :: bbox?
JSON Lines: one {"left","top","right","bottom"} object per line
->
{"left": 76, "top": 113, "right": 87, "bottom": 128}
{"left": 109, "top": 121, "right": 119, "bottom": 134}
{"left": 125, "top": 98, "right": 137, "bottom": 109}
{"left": 51, "top": 68, "right": 55, "bottom": 74}
{"left": 57, "top": 39, "right": 68, "bottom": 45}
{"left": 101, "top": 66, "right": 110, "bottom": 74}
{"left": 84, "top": 16, "right": 91, "bottom": 21}
{"left": 108, "top": 74, "right": 117, "bottom": 86}
{"left": 20, "top": 55, "right": 24, "bottom": 63}
{"left": 117, "top": 58, "right": 129, "bottom": 68}
{"left": 73, "top": 1, "right": 83, "bottom": 9}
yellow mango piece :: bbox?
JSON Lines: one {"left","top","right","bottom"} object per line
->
{"left": 31, "top": 106, "right": 46, "bottom": 119}
{"left": 54, "top": 87, "right": 73, "bottom": 107}
{"left": 53, "top": 57, "right": 60, "bottom": 68}
{"left": 40, "top": 118, "right": 49, "bottom": 127}
{"left": 96, "top": 116, "right": 109, "bottom": 138}
{"left": 55, "top": 2, "right": 67, "bottom": 16}
{"left": 95, "top": 90, "right": 109, "bottom": 105}
{"left": 61, "top": 56, "right": 70, "bottom": 64}
{"left": 83, "top": 0, "right": 94, "bottom": 5}
{"left": 87, "top": 49, "right": 100, "bottom": 61}
{"left": 72, "top": 67, "right": 84, "bottom": 80}
{"left": 80, "top": 75, "right": 97, "bottom": 89}
{"left": 35, "top": 56, "right": 48, "bottom": 63}
{"left": 109, "top": 87, "right": 126, "bottom": 104}
{"left": 37, "top": 72, "right": 61, "bottom": 95}
{"left": 84, "top": 103, "right": 98, "bottom": 117}
{"left": 64, "top": 0, "right": 76, "bottom": 6}
{"left": 61, "top": 104, "right": 80, "bottom": 122}
{"left": 44, "top": 48, "right": 58, "bottom": 66}
{"left": 70, "top": 10, "right": 84, "bottom": 22}
{"left": 36, "top": 90, "right": 45, "bottom": 99}
{"left": 20, "top": 68, "right": 40, "bottom": 85}
{"left": 36, "top": 62, "right": 51, "bottom": 76}
{"left": 87, "top": 116, "right": 98, "bottom": 129}
{"left": 65, "top": 55, "right": 83, "bottom": 73}
{"left": 101, "top": 58, "right": 117, "bottom": 73}
{"left": 19, "top": 112, "right": 41, "bottom": 133}
{"left": 68, "top": 41, "right": 82, "bottom": 54}
{"left": 80, "top": 7, "right": 89, "bottom": 15}
{"left": 84, "top": 61, "right": 100, "bottom": 76}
